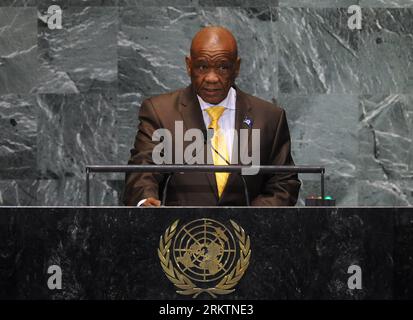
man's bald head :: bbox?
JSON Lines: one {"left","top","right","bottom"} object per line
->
{"left": 186, "top": 26, "right": 241, "bottom": 104}
{"left": 190, "top": 26, "right": 238, "bottom": 58}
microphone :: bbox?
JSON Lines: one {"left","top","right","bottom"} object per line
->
{"left": 204, "top": 128, "right": 250, "bottom": 206}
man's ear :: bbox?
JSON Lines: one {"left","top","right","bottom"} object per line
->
{"left": 185, "top": 56, "right": 191, "bottom": 77}
{"left": 234, "top": 57, "right": 241, "bottom": 78}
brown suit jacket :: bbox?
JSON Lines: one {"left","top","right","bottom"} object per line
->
{"left": 123, "top": 85, "right": 301, "bottom": 206}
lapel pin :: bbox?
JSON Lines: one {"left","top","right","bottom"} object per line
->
{"left": 243, "top": 116, "right": 253, "bottom": 128}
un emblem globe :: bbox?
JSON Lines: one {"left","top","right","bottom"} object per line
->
{"left": 173, "top": 218, "right": 237, "bottom": 282}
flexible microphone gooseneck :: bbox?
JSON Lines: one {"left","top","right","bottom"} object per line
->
{"left": 161, "top": 130, "right": 208, "bottom": 206}
{"left": 161, "top": 173, "right": 173, "bottom": 205}
{"left": 205, "top": 128, "right": 251, "bottom": 206}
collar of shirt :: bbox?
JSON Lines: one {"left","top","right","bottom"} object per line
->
{"left": 197, "top": 87, "right": 237, "bottom": 111}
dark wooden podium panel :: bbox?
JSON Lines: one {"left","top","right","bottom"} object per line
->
{"left": 0, "top": 207, "right": 412, "bottom": 300}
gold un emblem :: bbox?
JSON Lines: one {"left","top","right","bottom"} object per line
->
{"left": 158, "top": 218, "right": 251, "bottom": 298}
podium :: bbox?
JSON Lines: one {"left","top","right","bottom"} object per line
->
{"left": 1, "top": 206, "right": 412, "bottom": 299}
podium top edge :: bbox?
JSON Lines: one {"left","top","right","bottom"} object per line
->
{"left": 0, "top": 206, "right": 412, "bottom": 209}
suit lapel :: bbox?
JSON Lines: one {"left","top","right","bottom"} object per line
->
{"left": 178, "top": 86, "right": 206, "bottom": 133}
{"left": 233, "top": 88, "right": 252, "bottom": 164}
{"left": 178, "top": 86, "right": 219, "bottom": 200}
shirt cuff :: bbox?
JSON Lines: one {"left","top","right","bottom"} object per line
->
{"left": 137, "top": 199, "right": 147, "bottom": 207}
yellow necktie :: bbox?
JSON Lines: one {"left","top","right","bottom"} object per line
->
{"left": 205, "top": 106, "right": 230, "bottom": 198}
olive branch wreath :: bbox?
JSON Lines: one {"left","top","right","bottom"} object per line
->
{"left": 158, "top": 219, "right": 251, "bottom": 298}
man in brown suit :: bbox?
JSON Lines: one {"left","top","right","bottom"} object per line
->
{"left": 123, "top": 26, "right": 301, "bottom": 206}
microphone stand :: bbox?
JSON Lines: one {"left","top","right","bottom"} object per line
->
{"left": 161, "top": 172, "right": 173, "bottom": 205}
{"left": 160, "top": 131, "right": 206, "bottom": 205}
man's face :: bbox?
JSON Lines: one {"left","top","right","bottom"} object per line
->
{"left": 186, "top": 44, "right": 240, "bottom": 105}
